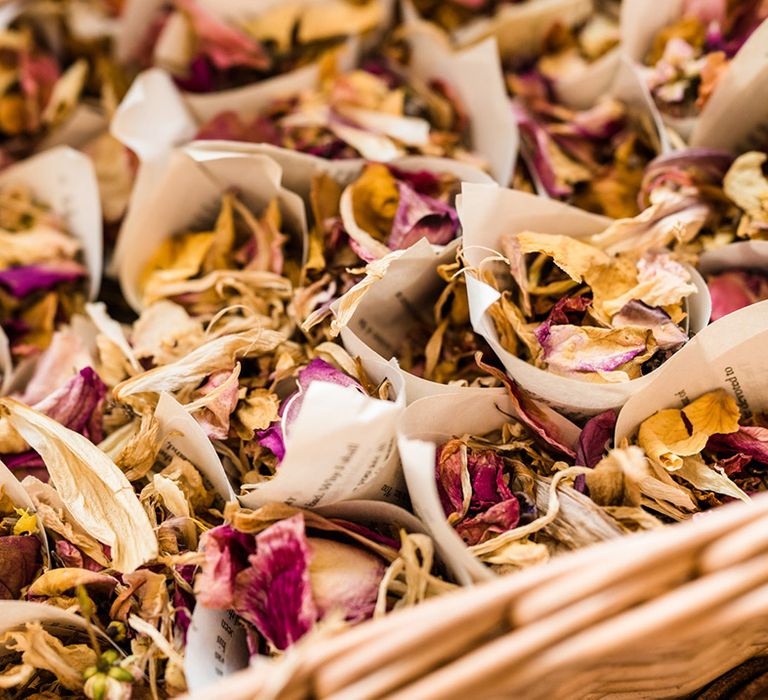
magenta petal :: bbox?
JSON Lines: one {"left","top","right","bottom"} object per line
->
{"left": 513, "top": 101, "right": 573, "bottom": 199}
{"left": 175, "top": 0, "right": 270, "bottom": 73}
{"left": 576, "top": 410, "right": 617, "bottom": 468}
{"left": 174, "top": 54, "right": 216, "bottom": 93}
{"left": 0, "top": 261, "right": 87, "bottom": 298}
{"left": 232, "top": 514, "right": 318, "bottom": 650}
{"left": 0, "top": 535, "right": 41, "bottom": 599}
{"left": 534, "top": 295, "right": 592, "bottom": 347}
{"left": 54, "top": 540, "right": 83, "bottom": 568}
{"left": 707, "top": 426, "right": 768, "bottom": 465}
{"left": 283, "top": 359, "right": 363, "bottom": 429}
{"left": 32, "top": 367, "right": 107, "bottom": 443}
{"left": 455, "top": 498, "right": 520, "bottom": 546}
{"left": 435, "top": 443, "right": 466, "bottom": 517}
{"left": 388, "top": 182, "right": 459, "bottom": 250}
{"left": 612, "top": 301, "right": 688, "bottom": 350}
{"left": 196, "top": 525, "right": 256, "bottom": 609}
{"left": 257, "top": 422, "right": 286, "bottom": 462}
{"left": 174, "top": 564, "right": 197, "bottom": 643}
{"left": 718, "top": 452, "right": 752, "bottom": 477}
{"left": 258, "top": 359, "right": 361, "bottom": 464}
{"left": 386, "top": 166, "right": 443, "bottom": 197}
{"left": 468, "top": 449, "right": 514, "bottom": 511}
{"left": 707, "top": 270, "right": 768, "bottom": 322}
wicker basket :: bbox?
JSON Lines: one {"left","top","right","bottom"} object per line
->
{"left": 183, "top": 492, "right": 768, "bottom": 700}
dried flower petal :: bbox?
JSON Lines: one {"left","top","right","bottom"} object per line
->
{"left": 0, "top": 399, "right": 157, "bottom": 572}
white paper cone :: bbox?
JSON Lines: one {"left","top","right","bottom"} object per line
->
{"left": 332, "top": 238, "right": 495, "bottom": 403}
{"left": 0, "top": 147, "right": 102, "bottom": 300}
{"left": 460, "top": 185, "right": 711, "bottom": 418}
{"left": 406, "top": 34, "right": 518, "bottom": 185}
{"left": 185, "top": 607, "right": 250, "bottom": 692}
{"left": 699, "top": 241, "right": 768, "bottom": 276}
{"left": 402, "top": 0, "right": 592, "bottom": 57}
{"left": 238, "top": 366, "right": 408, "bottom": 510}
{"left": 115, "top": 146, "right": 307, "bottom": 311}
{"left": 621, "top": 2, "right": 768, "bottom": 149}
{"left": 155, "top": 393, "right": 236, "bottom": 502}
{"left": 690, "top": 19, "right": 768, "bottom": 150}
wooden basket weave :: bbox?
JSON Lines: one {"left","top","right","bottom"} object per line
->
{"left": 183, "top": 494, "right": 768, "bottom": 700}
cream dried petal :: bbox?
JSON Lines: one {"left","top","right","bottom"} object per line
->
{"left": 0, "top": 225, "right": 80, "bottom": 267}
{"left": 516, "top": 232, "right": 610, "bottom": 282}
{"left": 724, "top": 151, "right": 768, "bottom": 227}
{"left": 115, "top": 328, "right": 285, "bottom": 402}
{"left": 152, "top": 474, "right": 190, "bottom": 519}
{"left": 1, "top": 621, "right": 96, "bottom": 691}
{"left": 676, "top": 455, "right": 749, "bottom": 503}
{"left": 27, "top": 568, "right": 118, "bottom": 598}
{"left": 41, "top": 59, "right": 88, "bottom": 126}
{"left": 0, "top": 399, "right": 157, "bottom": 572}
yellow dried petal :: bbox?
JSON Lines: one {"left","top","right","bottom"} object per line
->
{"left": 637, "top": 390, "right": 740, "bottom": 471}
{"left": 349, "top": 163, "right": 399, "bottom": 242}
{"left": 27, "top": 568, "right": 118, "bottom": 598}
{"left": 12, "top": 508, "right": 37, "bottom": 535}
{"left": 234, "top": 389, "right": 280, "bottom": 440}
{"left": 516, "top": 232, "right": 611, "bottom": 282}
{"left": 141, "top": 231, "right": 216, "bottom": 302}
{"left": 298, "top": 0, "right": 384, "bottom": 43}
{"left": 203, "top": 193, "right": 236, "bottom": 274}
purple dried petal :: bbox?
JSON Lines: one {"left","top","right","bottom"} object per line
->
{"left": 232, "top": 514, "right": 318, "bottom": 650}
{"left": 32, "top": 367, "right": 107, "bottom": 443}
{"left": 474, "top": 355, "right": 578, "bottom": 458}
{"left": 0, "top": 261, "right": 87, "bottom": 298}
{"left": 513, "top": 100, "right": 573, "bottom": 198}
{"left": 0, "top": 535, "right": 41, "bottom": 599}
{"left": 540, "top": 325, "right": 647, "bottom": 372}
{"left": 174, "top": 54, "right": 216, "bottom": 93}
{"left": 282, "top": 359, "right": 363, "bottom": 430}
{"left": 534, "top": 295, "right": 592, "bottom": 347}
{"left": 707, "top": 426, "right": 768, "bottom": 465}
{"left": 708, "top": 270, "right": 768, "bottom": 321}
{"left": 641, "top": 148, "right": 734, "bottom": 199}
{"left": 257, "top": 422, "right": 286, "bottom": 462}
{"left": 612, "top": 301, "right": 688, "bottom": 350}
{"left": 468, "top": 449, "right": 514, "bottom": 512}
{"left": 566, "top": 100, "right": 625, "bottom": 140}
{"left": 196, "top": 525, "right": 256, "bottom": 609}
{"left": 388, "top": 182, "right": 459, "bottom": 250}
{"left": 174, "top": 564, "right": 197, "bottom": 643}
{"left": 435, "top": 442, "right": 466, "bottom": 517}
{"left": 576, "top": 410, "right": 617, "bottom": 468}
{"left": 386, "top": 166, "right": 443, "bottom": 197}
{"left": 196, "top": 111, "right": 280, "bottom": 144}
{"left": 718, "top": 452, "right": 752, "bottom": 477}
{"left": 455, "top": 498, "right": 520, "bottom": 546}
{"left": 330, "top": 519, "right": 400, "bottom": 551}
